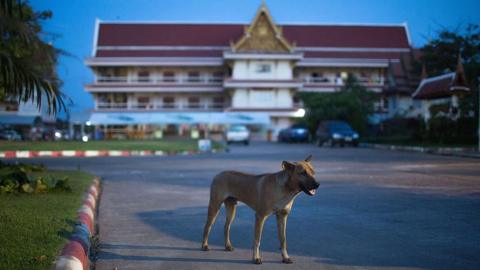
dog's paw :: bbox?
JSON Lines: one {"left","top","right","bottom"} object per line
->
{"left": 253, "top": 258, "right": 262, "bottom": 264}
{"left": 225, "top": 245, "right": 234, "bottom": 251}
{"left": 201, "top": 245, "right": 209, "bottom": 251}
{"left": 282, "top": 257, "right": 294, "bottom": 264}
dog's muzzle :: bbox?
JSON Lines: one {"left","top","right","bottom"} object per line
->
{"left": 300, "top": 180, "right": 320, "bottom": 196}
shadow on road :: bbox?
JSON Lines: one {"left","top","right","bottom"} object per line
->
{"left": 131, "top": 184, "right": 480, "bottom": 270}
{"left": 99, "top": 250, "right": 253, "bottom": 264}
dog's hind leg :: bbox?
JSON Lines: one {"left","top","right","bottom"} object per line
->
{"left": 224, "top": 197, "right": 237, "bottom": 251}
{"left": 201, "top": 196, "right": 222, "bottom": 251}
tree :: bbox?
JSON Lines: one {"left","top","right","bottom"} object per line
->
{"left": 0, "top": 0, "right": 65, "bottom": 114}
{"left": 298, "top": 75, "right": 377, "bottom": 135}
{"left": 414, "top": 24, "right": 480, "bottom": 118}
{"left": 417, "top": 24, "right": 480, "bottom": 78}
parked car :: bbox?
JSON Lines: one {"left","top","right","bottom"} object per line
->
{"left": 0, "top": 129, "right": 22, "bottom": 141}
{"left": 278, "top": 124, "right": 311, "bottom": 143}
{"left": 226, "top": 125, "right": 250, "bottom": 145}
{"left": 316, "top": 121, "right": 359, "bottom": 147}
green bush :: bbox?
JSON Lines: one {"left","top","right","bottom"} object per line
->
{"left": 427, "top": 117, "right": 476, "bottom": 144}
{"left": 370, "top": 116, "right": 476, "bottom": 145}
{"left": 0, "top": 162, "right": 71, "bottom": 194}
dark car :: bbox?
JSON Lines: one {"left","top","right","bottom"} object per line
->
{"left": 278, "top": 124, "right": 311, "bottom": 143}
{"left": 316, "top": 121, "right": 359, "bottom": 147}
{"left": 0, "top": 129, "right": 22, "bottom": 141}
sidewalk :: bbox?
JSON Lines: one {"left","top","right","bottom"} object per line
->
{"left": 361, "top": 143, "right": 480, "bottom": 159}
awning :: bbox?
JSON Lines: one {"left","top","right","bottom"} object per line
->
{"left": 89, "top": 112, "right": 271, "bottom": 125}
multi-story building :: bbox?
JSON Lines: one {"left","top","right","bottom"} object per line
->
{"left": 85, "top": 3, "right": 415, "bottom": 140}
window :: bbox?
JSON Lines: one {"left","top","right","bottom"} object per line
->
{"left": 188, "top": 96, "right": 201, "bottom": 109}
{"left": 137, "top": 71, "right": 150, "bottom": 82}
{"left": 163, "top": 97, "right": 175, "bottom": 108}
{"left": 256, "top": 63, "right": 271, "bottom": 73}
{"left": 187, "top": 71, "right": 200, "bottom": 82}
{"left": 311, "top": 72, "right": 328, "bottom": 82}
{"left": 212, "top": 96, "right": 225, "bottom": 108}
{"left": 163, "top": 71, "right": 175, "bottom": 82}
{"left": 211, "top": 71, "right": 224, "bottom": 82}
{"left": 97, "top": 93, "right": 110, "bottom": 109}
{"left": 112, "top": 93, "right": 127, "bottom": 109}
{"left": 137, "top": 96, "right": 150, "bottom": 109}
{"left": 251, "top": 90, "right": 274, "bottom": 107}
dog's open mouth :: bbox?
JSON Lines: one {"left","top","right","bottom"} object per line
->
{"left": 300, "top": 183, "right": 318, "bottom": 196}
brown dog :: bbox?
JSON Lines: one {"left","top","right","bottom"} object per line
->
{"left": 201, "top": 155, "right": 319, "bottom": 264}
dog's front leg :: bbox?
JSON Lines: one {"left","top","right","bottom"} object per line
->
{"left": 253, "top": 214, "right": 267, "bottom": 264}
{"left": 276, "top": 211, "right": 293, "bottom": 264}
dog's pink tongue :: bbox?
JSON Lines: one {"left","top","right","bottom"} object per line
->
{"left": 309, "top": 189, "right": 316, "bottom": 195}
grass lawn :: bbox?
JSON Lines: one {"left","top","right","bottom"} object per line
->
{"left": 0, "top": 170, "right": 94, "bottom": 270}
{"left": 0, "top": 139, "right": 222, "bottom": 152}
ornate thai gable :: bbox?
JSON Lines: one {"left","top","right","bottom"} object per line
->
{"left": 232, "top": 3, "right": 293, "bottom": 53}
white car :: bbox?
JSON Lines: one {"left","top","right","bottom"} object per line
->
{"left": 226, "top": 125, "right": 250, "bottom": 145}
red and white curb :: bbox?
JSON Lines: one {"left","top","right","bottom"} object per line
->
{"left": 0, "top": 149, "right": 223, "bottom": 159}
{"left": 54, "top": 178, "right": 100, "bottom": 270}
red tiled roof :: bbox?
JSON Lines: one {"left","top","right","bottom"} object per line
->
{"left": 282, "top": 25, "right": 409, "bottom": 48}
{"left": 302, "top": 51, "right": 403, "bottom": 59}
{"left": 97, "top": 23, "right": 245, "bottom": 46}
{"left": 96, "top": 50, "right": 224, "bottom": 57}
{"left": 95, "top": 23, "right": 410, "bottom": 58}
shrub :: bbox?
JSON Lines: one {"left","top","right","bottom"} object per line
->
{"left": 370, "top": 116, "right": 476, "bottom": 145}
{"left": 427, "top": 117, "right": 476, "bottom": 144}
{"left": 0, "top": 161, "right": 71, "bottom": 194}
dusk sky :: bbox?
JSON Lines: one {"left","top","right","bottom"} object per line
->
{"left": 30, "top": 0, "right": 480, "bottom": 113}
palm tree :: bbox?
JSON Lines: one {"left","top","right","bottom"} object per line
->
{"left": 0, "top": 0, "right": 65, "bottom": 115}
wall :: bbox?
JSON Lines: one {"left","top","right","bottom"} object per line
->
{"left": 232, "top": 60, "right": 292, "bottom": 80}
{"left": 231, "top": 88, "right": 293, "bottom": 108}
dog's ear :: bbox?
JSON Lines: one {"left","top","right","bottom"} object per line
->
{"left": 282, "top": 161, "right": 296, "bottom": 171}
{"left": 305, "top": 154, "right": 313, "bottom": 162}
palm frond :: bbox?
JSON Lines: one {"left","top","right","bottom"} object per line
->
{"left": 0, "top": 0, "right": 66, "bottom": 115}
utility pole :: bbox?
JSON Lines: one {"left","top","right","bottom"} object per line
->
{"left": 478, "top": 77, "right": 480, "bottom": 152}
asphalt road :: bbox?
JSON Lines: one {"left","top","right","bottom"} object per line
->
{"left": 9, "top": 143, "right": 480, "bottom": 270}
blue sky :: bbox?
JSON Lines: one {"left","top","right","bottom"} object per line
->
{"left": 31, "top": 0, "right": 480, "bottom": 113}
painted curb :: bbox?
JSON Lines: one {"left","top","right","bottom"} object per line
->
{"left": 54, "top": 177, "right": 100, "bottom": 270}
{"left": 361, "top": 143, "right": 480, "bottom": 159}
{"left": 0, "top": 149, "right": 223, "bottom": 159}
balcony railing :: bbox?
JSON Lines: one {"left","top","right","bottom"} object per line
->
{"left": 95, "top": 76, "right": 224, "bottom": 84}
{"left": 96, "top": 102, "right": 228, "bottom": 111}
{"left": 303, "top": 77, "right": 384, "bottom": 85}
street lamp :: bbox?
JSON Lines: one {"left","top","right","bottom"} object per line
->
{"left": 294, "top": 108, "right": 306, "bottom": 118}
